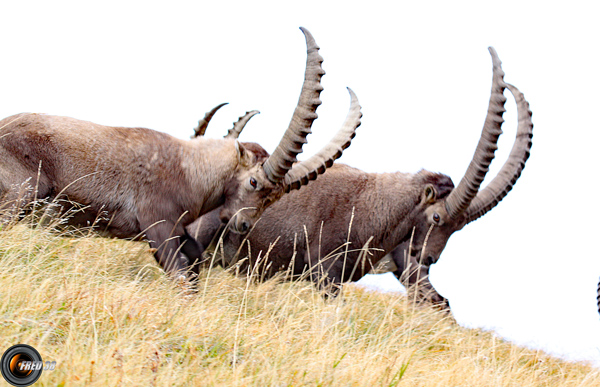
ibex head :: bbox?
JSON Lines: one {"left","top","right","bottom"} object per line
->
{"left": 406, "top": 48, "right": 533, "bottom": 267}
{"left": 219, "top": 142, "right": 285, "bottom": 233}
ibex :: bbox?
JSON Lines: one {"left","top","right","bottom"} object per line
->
{"left": 187, "top": 47, "right": 533, "bottom": 301}
{"left": 189, "top": 106, "right": 441, "bottom": 301}
{"left": 0, "top": 27, "right": 361, "bottom": 279}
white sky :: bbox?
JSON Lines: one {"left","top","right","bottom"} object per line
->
{"left": 1, "top": 1, "right": 599, "bottom": 366}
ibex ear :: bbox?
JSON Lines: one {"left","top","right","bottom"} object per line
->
{"left": 235, "top": 140, "right": 252, "bottom": 167}
{"left": 422, "top": 184, "right": 437, "bottom": 204}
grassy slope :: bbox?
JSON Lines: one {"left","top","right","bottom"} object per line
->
{"left": 0, "top": 223, "right": 598, "bottom": 387}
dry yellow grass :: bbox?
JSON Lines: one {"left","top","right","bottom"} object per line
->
{"left": 1, "top": 219, "right": 599, "bottom": 386}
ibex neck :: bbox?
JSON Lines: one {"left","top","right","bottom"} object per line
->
{"left": 356, "top": 172, "right": 423, "bottom": 253}
{"left": 182, "top": 138, "right": 240, "bottom": 216}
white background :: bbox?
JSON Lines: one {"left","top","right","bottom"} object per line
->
{"left": 1, "top": 1, "right": 599, "bottom": 365}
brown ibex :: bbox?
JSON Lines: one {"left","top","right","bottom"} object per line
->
{"left": 187, "top": 47, "right": 533, "bottom": 301}
{"left": 189, "top": 106, "right": 442, "bottom": 301}
{"left": 0, "top": 27, "right": 361, "bottom": 279}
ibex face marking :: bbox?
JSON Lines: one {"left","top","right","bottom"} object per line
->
{"left": 399, "top": 173, "right": 462, "bottom": 267}
{"left": 416, "top": 198, "right": 467, "bottom": 267}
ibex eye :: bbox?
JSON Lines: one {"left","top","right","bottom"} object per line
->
{"left": 433, "top": 213, "right": 440, "bottom": 223}
{"left": 249, "top": 177, "right": 257, "bottom": 188}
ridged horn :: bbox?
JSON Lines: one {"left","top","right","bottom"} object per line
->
{"left": 192, "top": 102, "right": 228, "bottom": 138}
{"left": 262, "top": 27, "right": 325, "bottom": 184}
{"left": 464, "top": 83, "right": 533, "bottom": 224}
{"left": 284, "top": 87, "right": 362, "bottom": 192}
{"left": 445, "top": 47, "right": 507, "bottom": 219}
{"left": 224, "top": 110, "right": 260, "bottom": 139}
{"left": 597, "top": 277, "right": 600, "bottom": 317}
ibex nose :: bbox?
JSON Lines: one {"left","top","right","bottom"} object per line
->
{"left": 424, "top": 255, "right": 436, "bottom": 266}
{"left": 219, "top": 212, "right": 231, "bottom": 224}
{"left": 239, "top": 221, "right": 250, "bottom": 233}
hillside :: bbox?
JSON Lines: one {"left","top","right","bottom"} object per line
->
{"left": 1, "top": 220, "right": 598, "bottom": 386}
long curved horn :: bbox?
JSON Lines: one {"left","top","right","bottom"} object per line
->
{"left": 192, "top": 102, "right": 228, "bottom": 138}
{"left": 262, "top": 27, "right": 325, "bottom": 183}
{"left": 284, "top": 87, "right": 362, "bottom": 192}
{"left": 464, "top": 83, "right": 533, "bottom": 223}
{"left": 224, "top": 110, "right": 260, "bottom": 139}
{"left": 445, "top": 47, "right": 507, "bottom": 219}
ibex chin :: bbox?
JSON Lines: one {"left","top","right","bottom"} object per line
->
{"left": 187, "top": 47, "right": 533, "bottom": 302}
{"left": 0, "top": 27, "right": 361, "bottom": 279}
